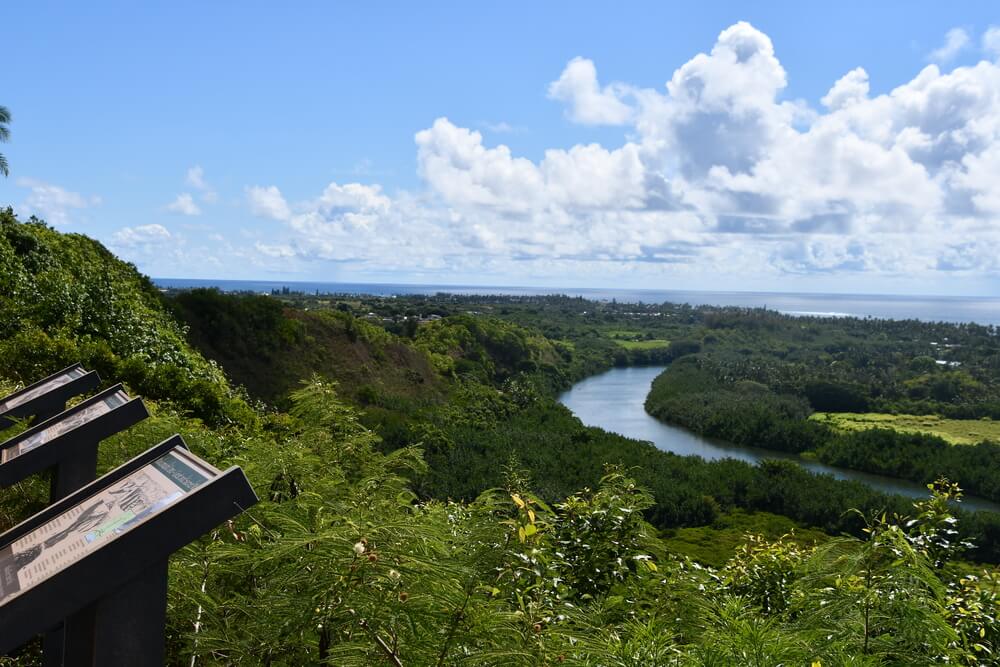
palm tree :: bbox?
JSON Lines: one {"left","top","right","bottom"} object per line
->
{"left": 0, "top": 106, "right": 10, "bottom": 177}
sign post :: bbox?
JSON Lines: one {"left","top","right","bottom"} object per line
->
{"left": 0, "top": 434, "right": 259, "bottom": 664}
{"left": 0, "top": 364, "right": 100, "bottom": 429}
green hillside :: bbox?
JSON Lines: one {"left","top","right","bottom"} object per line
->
{"left": 168, "top": 288, "right": 445, "bottom": 407}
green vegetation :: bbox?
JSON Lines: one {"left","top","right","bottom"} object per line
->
{"left": 1, "top": 212, "right": 999, "bottom": 664}
{"left": 615, "top": 338, "right": 670, "bottom": 350}
{"left": 168, "top": 288, "right": 443, "bottom": 408}
{"left": 0, "top": 208, "right": 251, "bottom": 426}
{"left": 155, "top": 279, "right": 1000, "bottom": 560}
{"left": 0, "top": 106, "right": 9, "bottom": 177}
{"left": 660, "top": 509, "right": 829, "bottom": 567}
{"left": 814, "top": 412, "right": 1000, "bottom": 445}
{"left": 645, "top": 331, "right": 1000, "bottom": 504}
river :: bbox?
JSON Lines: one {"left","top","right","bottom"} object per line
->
{"left": 558, "top": 365, "right": 1000, "bottom": 513}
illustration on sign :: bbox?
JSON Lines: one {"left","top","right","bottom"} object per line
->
{"left": 1, "top": 391, "right": 130, "bottom": 464}
{"left": 0, "top": 367, "right": 87, "bottom": 414}
{"left": 0, "top": 448, "right": 217, "bottom": 605}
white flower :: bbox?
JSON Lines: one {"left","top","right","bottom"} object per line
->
{"left": 353, "top": 542, "right": 366, "bottom": 555}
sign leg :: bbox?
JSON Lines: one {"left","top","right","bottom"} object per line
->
{"left": 49, "top": 441, "right": 99, "bottom": 503}
{"left": 92, "top": 559, "right": 169, "bottom": 666}
{"left": 59, "top": 560, "right": 169, "bottom": 666}
{"left": 41, "top": 624, "right": 67, "bottom": 667}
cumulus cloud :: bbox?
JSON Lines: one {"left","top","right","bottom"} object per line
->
{"left": 16, "top": 178, "right": 101, "bottom": 226}
{"left": 252, "top": 21, "right": 1000, "bottom": 284}
{"left": 984, "top": 26, "right": 1000, "bottom": 58}
{"left": 821, "top": 68, "right": 869, "bottom": 110}
{"left": 247, "top": 185, "right": 292, "bottom": 220}
{"left": 928, "top": 27, "right": 970, "bottom": 63}
{"left": 255, "top": 241, "right": 296, "bottom": 258}
{"left": 242, "top": 181, "right": 449, "bottom": 268}
{"left": 284, "top": 183, "right": 397, "bottom": 259}
{"left": 548, "top": 57, "right": 633, "bottom": 125}
{"left": 952, "top": 143, "right": 1000, "bottom": 213}
{"left": 166, "top": 193, "right": 201, "bottom": 216}
{"left": 415, "top": 118, "right": 648, "bottom": 211}
{"left": 111, "top": 223, "right": 172, "bottom": 247}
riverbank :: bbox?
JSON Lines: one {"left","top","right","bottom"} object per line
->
{"left": 559, "top": 365, "right": 1000, "bottom": 513}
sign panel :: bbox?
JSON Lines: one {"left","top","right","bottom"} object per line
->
{"left": 0, "top": 366, "right": 88, "bottom": 414}
{"left": 0, "top": 448, "right": 218, "bottom": 605}
{"left": 0, "top": 390, "right": 130, "bottom": 464}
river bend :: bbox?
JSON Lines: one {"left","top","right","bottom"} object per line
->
{"left": 558, "top": 365, "right": 1000, "bottom": 513}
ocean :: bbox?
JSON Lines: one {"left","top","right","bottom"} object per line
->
{"left": 153, "top": 278, "right": 1000, "bottom": 326}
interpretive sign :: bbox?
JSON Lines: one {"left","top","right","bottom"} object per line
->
{"left": 0, "top": 446, "right": 216, "bottom": 605}
{"left": 0, "top": 364, "right": 100, "bottom": 429}
{"left": 2, "top": 389, "right": 128, "bottom": 464}
{"left": 0, "top": 435, "right": 258, "bottom": 663}
{"left": 0, "top": 384, "right": 148, "bottom": 494}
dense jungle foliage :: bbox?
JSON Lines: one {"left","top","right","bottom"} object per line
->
{"left": 1, "top": 210, "right": 999, "bottom": 665}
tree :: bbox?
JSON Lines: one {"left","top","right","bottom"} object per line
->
{"left": 0, "top": 105, "right": 9, "bottom": 177}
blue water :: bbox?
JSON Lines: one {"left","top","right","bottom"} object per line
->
{"left": 559, "top": 366, "right": 1000, "bottom": 513}
{"left": 154, "top": 278, "right": 1000, "bottom": 326}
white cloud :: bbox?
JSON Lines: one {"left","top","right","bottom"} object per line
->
{"left": 928, "top": 27, "right": 970, "bottom": 63}
{"left": 821, "top": 68, "right": 869, "bottom": 110}
{"left": 186, "top": 165, "right": 207, "bottom": 190}
{"left": 245, "top": 181, "right": 455, "bottom": 268}
{"left": 415, "top": 118, "right": 647, "bottom": 211}
{"left": 184, "top": 165, "right": 217, "bottom": 203}
{"left": 166, "top": 193, "right": 201, "bottom": 216}
{"left": 16, "top": 178, "right": 101, "bottom": 226}
{"left": 246, "top": 185, "right": 292, "bottom": 220}
{"left": 984, "top": 26, "right": 1000, "bottom": 58}
{"left": 255, "top": 241, "right": 296, "bottom": 258}
{"left": 952, "top": 142, "right": 1000, "bottom": 213}
{"left": 481, "top": 121, "right": 524, "bottom": 134}
{"left": 286, "top": 183, "right": 397, "bottom": 258}
{"left": 111, "top": 223, "right": 172, "bottom": 247}
{"left": 632, "top": 21, "right": 798, "bottom": 180}
{"left": 548, "top": 57, "right": 633, "bottom": 125}
{"left": 415, "top": 119, "right": 546, "bottom": 209}
{"left": 244, "top": 21, "right": 1000, "bottom": 285}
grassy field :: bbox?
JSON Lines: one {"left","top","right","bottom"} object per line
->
{"left": 811, "top": 412, "right": 1000, "bottom": 445}
{"left": 661, "top": 510, "right": 828, "bottom": 567}
{"left": 614, "top": 339, "right": 670, "bottom": 350}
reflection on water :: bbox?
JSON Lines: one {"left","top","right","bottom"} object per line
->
{"left": 558, "top": 365, "right": 1000, "bottom": 514}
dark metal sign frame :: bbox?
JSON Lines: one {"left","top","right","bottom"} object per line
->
{"left": 0, "top": 434, "right": 259, "bottom": 663}
{"left": 0, "top": 377, "right": 149, "bottom": 665}
{"left": 0, "top": 364, "right": 100, "bottom": 429}
{"left": 0, "top": 384, "right": 149, "bottom": 498}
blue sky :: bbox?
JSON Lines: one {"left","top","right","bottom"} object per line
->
{"left": 3, "top": 2, "right": 1000, "bottom": 294}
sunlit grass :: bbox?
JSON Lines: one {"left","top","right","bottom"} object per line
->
{"left": 660, "top": 510, "right": 828, "bottom": 567}
{"left": 615, "top": 339, "right": 670, "bottom": 350}
{"left": 811, "top": 412, "right": 1000, "bottom": 445}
